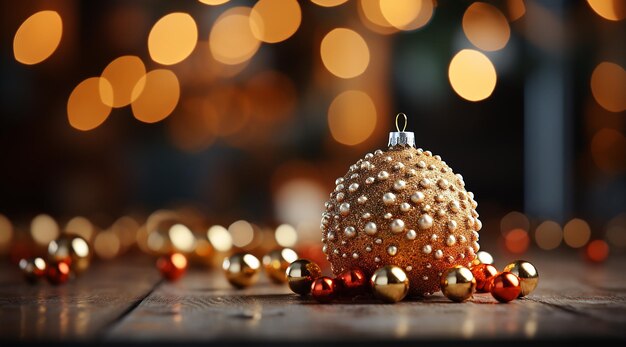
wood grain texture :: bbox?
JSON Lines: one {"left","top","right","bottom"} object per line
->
{"left": 1, "top": 253, "right": 625, "bottom": 343}
{"left": 106, "top": 253, "right": 626, "bottom": 342}
{"left": 0, "top": 258, "right": 161, "bottom": 341}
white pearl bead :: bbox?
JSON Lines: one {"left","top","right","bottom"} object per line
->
{"left": 417, "top": 161, "right": 426, "bottom": 168}
{"left": 383, "top": 192, "right": 396, "bottom": 205}
{"left": 384, "top": 213, "right": 392, "bottom": 219}
{"left": 362, "top": 212, "right": 371, "bottom": 219}
{"left": 335, "top": 184, "right": 344, "bottom": 191}
{"left": 365, "top": 153, "right": 373, "bottom": 159}
{"left": 387, "top": 245, "right": 398, "bottom": 256}
{"left": 365, "top": 177, "right": 375, "bottom": 184}
{"left": 339, "top": 203, "right": 350, "bottom": 216}
{"left": 374, "top": 149, "right": 383, "bottom": 155}
{"left": 437, "top": 179, "right": 449, "bottom": 189}
{"left": 357, "top": 195, "right": 368, "bottom": 204}
{"left": 335, "top": 178, "right": 344, "bottom": 185}
{"left": 420, "top": 178, "right": 432, "bottom": 188}
{"left": 344, "top": 226, "right": 356, "bottom": 238}
{"left": 460, "top": 235, "right": 468, "bottom": 243}
{"left": 393, "top": 162, "right": 405, "bottom": 171}
{"left": 393, "top": 180, "right": 406, "bottom": 191}
{"left": 390, "top": 219, "right": 405, "bottom": 233}
{"left": 352, "top": 253, "right": 359, "bottom": 259}
{"left": 449, "top": 200, "right": 460, "bottom": 213}
{"left": 364, "top": 222, "right": 377, "bottom": 235}
{"left": 336, "top": 192, "right": 344, "bottom": 201}
{"left": 411, "top": 192, "right": 425, "bottom": 203}
{"left": 327, "top": 231, "right": 336, "bottom": 241}
{"left": 407, "top": 169, "right": 416, "bottom": 177}
{"left": 360, "top": 161, "right": 371, "bottom": 170}
{"left": 422, "top": 245, "right": 432, "bottom": 254}
{"left": 374, "top": 257, "right": 381, "bottom": 263}
{"left": 377, "top": 171, "right": 390, "bottom": 180}
{"left": 349, "top": 183, "right": 359, "bottom": 192}
{"left": 446, "top": 235, "right": 456, "bottom": 246}
{"left": 406, "top": 229, "right": 417, "bottom": 240}
{"left": 475, "top": 218, "right": 483, "bottom": 231}
{"left": 400, "top": 202, "right": 411, "bottom": 212}
{"left": 418, "top": 214, "right": 433, "bottom": 229}
{"left": 447, "top": 220, "right": 457, "bottom": 232}
{"left": 434, "top": 250, "right": 443, "bottom": 259}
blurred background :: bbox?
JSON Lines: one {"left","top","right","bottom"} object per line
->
{"left": 0, "top": 0, "right": 625, "bottom": 265}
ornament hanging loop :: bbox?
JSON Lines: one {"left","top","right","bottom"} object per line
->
{"left": 388, "top": 112, "right": 415, "bottom": 147}
{"left": 396, "top": 113, "right": 408, "bottom": 132}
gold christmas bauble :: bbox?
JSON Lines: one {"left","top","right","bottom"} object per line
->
{"left": 48, "top": 235, "right": 91, "bottom": 275}
{"left": 321, "top": 115, "right": 481, "bottom": 296}
{"left": 370, "top": 265, "right": 410, "bottom": 303}
{"left": 440, "top": 265, "right": 476, "bottom": 302}
{"left": 262, "top": 248, "right": 298, "bottom": 284}
{"left": 222, "top": 253, "right": 261, "bottom": 288}
{"left": 503, "top": 260, "right": 538, "bottom": 297}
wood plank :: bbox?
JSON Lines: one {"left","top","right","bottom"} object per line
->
{"left": 106, "top": 253, "right": 626, "bottom": 342}
{"left": 0, "top": 256, "right": 161, "bottom": 341}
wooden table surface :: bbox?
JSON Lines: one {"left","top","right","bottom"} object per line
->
{"left": 1, "top": 251, "right": 625, "bottom": 345}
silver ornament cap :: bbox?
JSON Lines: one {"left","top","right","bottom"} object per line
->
{"left": 388, "top": 113, "right": 415, "bottom": 147}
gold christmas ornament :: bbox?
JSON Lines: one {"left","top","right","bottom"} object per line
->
{"left": 222, "top": 253, "right": 261, "bottom": 288}
{"left": 321, "top": 114, "right": 481, "bottom": 296}
{"left": 471, "top": 250, "right": 494, "bottom": 266}
{"left": 503, "top": 260, "right": 538, "bottom": 297}
{"left": 440, "top": 265, "right": 476, "bottom": 302}
{"left": 48, "top": 235, "right": 91, "bottom": 274}
{"left": 262, "top": 248, "right": 298, "bottom": 284}
{"left": 370, "top": 265, "right": 410, "bottom": 303}
{"left": 286, "top": 258, "right": 322, "bottom": 295}
{"left": 19, "top": 257, "right": 47, "bottom": 283}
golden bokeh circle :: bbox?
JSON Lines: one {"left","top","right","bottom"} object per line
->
{"left": 327, "top": 90, "right": 377, "bottom": 145}
{"left": 448, "top": 49, "right": 497, "bottom": 102}
{"left": 13, "top": 10, "right": 63, "bottom": 65}
{"left": 320, "top": 28, "right": 370, "bottom": 79}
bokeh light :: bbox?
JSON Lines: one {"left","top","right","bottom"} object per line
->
{"left": 207, "top": 225, "right": 232, "bottom": 252}
{"left": 65, "top": 216, "right": 96, "bottom": 242}
{"left": 320, "top": 28, "right": 370, "bottom": 79}
{"left": 148, "top": 12, "right": 198, "bottom": 65}
{"left": 13, "top": 11, "right": 63, "bottom": 65}
{"left": 67, "top": 77, "right": 113, "bottom": 131}
{"left": 275, "top": 224, "right": 298, "bottom": 248}
{"left": 111, "top": 216, "right": 140, "bottom": 250}
{"left": 101, "top": 56, "right": 146, "bottom": 108}
{"left": 380, "top": 0, "right": 434, "bottom": 31}
{"left": 209, "top": 7, "right": 261, "bottom": 65}
{"left": 586, "top": 240, "right": 609, "bottom": 263}
{"left": 590, "top": 62, "right": 626, "bottom": 113}
{"left": 199, "top": 0, "right": 230, "bottom": 5}
{"left": 169, "top": 223, "right": 196, "bottom": 253}
{"left": 606, "top": 214, "right": 626, "bottom": 249}
{"left": 500, "top": 211, "right": 530, "bottom": 235}
{"left": 274, "top": 177, "right": 326, "bottom": 230}
{"left": 311, "top": 0, "right": 348, "bottom": 7}
{"left": 463, "top": 2, "right": 511, "bottom": 51}
{"left": 448, "top": 49, "right": 497, "bottom": 102}
{"left": 131, "top": 69, "right": 180, "bottom": 123}
{"left": 563, "top": 218, "right": 591, "bottom": 248}
{"left": 359, "top": 0, "right": 398, "bottom": 34}
{"left": 328, "top": 90, "right": 377, "bottom": 145}
{"left": 94, "top": 231, "right": 121, "bottom": 259}
{"left": 0, "top": 214, "right": 13, "bottom": 254}
{"left": 591, "top": 128, "right": 626, "bottom": 174}
{"left": 504, "top": 228, "right": 530, "bottom": 254}
{"left": 507, "top": 0, "right": 526, "bottom": 21}
{"left": 31, "top": 214, "right": 59, "bottom": 246}
{"left": 250, "top": 0, "right": 301, "bottom": 43}
{"left": 535, "top": 220, "right": 563, "bottom": 250}
{"left": 228, "top": 220, "right": 255, "bottom": 248}
{"left": 587, "top": 0, "right": 626, "bottom": 21}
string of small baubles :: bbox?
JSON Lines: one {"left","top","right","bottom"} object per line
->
{"left": 18, "top": 234, "right": 538, "bottom": 304}
{"left": 218, "top": 249, "right": 538, "bottom": 303}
